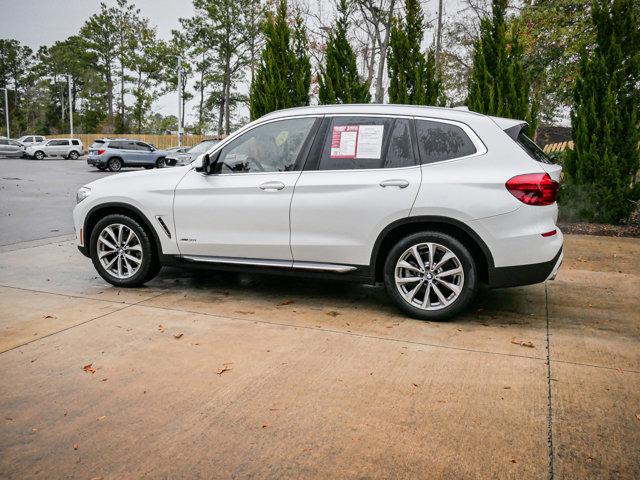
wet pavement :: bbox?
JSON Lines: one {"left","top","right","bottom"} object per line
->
{"left": 0, "top": 233, "right": 638, "bottom": 479}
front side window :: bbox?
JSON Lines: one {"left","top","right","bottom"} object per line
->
{"left": 216, "top": 117, "right": 316, "bottom": 174}
{"left": 416, "top": 119, "right": 477, "bottom": 164}
{"left": 0, "top": 139, "right": 8, "bottom": 145}
{"left": 136, "top": 142, "right": 152, "bottom": 151}
{"left": 318, "top": 117, "right": 416, "bottom": 170}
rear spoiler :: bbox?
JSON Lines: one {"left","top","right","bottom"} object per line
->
{"left": 489, "top": 115, "right": 527, "bottom": 140}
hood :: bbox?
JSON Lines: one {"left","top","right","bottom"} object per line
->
{"left": 85, "top": 164, "right": 191, "bottom": 191}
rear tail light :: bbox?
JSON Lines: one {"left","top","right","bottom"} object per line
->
{"left": 505, "top": 173, "right": 559, "bottom": 206}
{"left": 97, "top": 149, "right": 106, "bottom": 155}
{"left": 541, "top": 229, "right": 557, "bottom": 237}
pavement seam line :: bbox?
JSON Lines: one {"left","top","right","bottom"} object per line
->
{"left": 2, "top": 284, "right": 639, "bottom": 375}
{"left": 0, "top": 291, "right": 167, "bottom": 355}
{"left": 0, "top": 234, "right": 75, "bottom": 251}
{"left": 545, "top": 282, "right": 555, "bottom": 480}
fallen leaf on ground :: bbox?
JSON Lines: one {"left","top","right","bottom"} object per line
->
{"left": 83, "top": 363, "right": 96, "bottom": 374}
{"left": 173, "top": 333, "right": 183, "bottom": 339}
{"left": 158, "top": 324, "right": 165, "bottom": 333}
{"left": 510, "top": 338, "right": 535, "bottom": 348}
{"left": 43, "top": 315, "right": 55, "bottom": 319}
{"left": 73, "top": 443, "right": 79, "bottom": 450}
{"left": 261, "top": 424, "right": 268, "bottom": 428}
{"left": 326, "top": 311, "right": 340, "bottom": 317}
{"left": 278, "top": 300, "right": 294, "bottom": 306}
{"left": 412, "top": 383, "right": 419, "bottom": 387}
{"left": 97, "top": 416, "right": 106, "bottom": 421}
{"left": 31, "top": 428, "right": 38, "bottom": 432}
{"left": 216, "top": 364, "right": 232, "bottom": 375}
{"left": 636, "top": 413, "right": 640, "bottom": 422}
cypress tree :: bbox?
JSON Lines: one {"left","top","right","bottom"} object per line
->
{"left": 249, "top": 0, "right": 311, "bottom": 120}
{"left": 562, "top": 0, "right": 639, "bottom": 224}
{"left": 318, "top": 0, "right": 370, "bottom": 104}
{"left": 466, "top": 0, "right": 536, "bottom": 134}
{"left": 387, "top": 0, "right": 442, "bottom": 105}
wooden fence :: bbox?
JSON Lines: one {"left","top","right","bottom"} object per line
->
{"left": 70, "top": 134, "right": 223, "bottom": 150}
{"left": 543, "top": 141, "right": 574, "bottom": 154}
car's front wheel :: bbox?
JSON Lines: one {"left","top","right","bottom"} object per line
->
{"left": 90, "top": 214, "right": 158, "bottom": 287}
{"left": 155, "top": 157, "right": 166, "bottom": 168}
{"left": 34, "top": 151, "right": 45, "bottom": 160}
{"left": 383, "top": 232, "right": 478, "bottom": 321}
{"left": 107, "top": 157, "right": 122, "bottom": 172}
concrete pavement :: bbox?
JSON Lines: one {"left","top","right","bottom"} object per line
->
{"left": 0, "top": 234, "right": 638, "bottom": 478}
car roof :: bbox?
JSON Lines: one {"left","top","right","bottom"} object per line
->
{"left": 259, "top": 104, "right": 526, "bottom": 127}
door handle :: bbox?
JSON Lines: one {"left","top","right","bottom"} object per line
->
{"left": 259, "top": 181, "right": 285, "bottom": 191}
{"left": 379, "top": 179, "right": 409, "bottom": 189}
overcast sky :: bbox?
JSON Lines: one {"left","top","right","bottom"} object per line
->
{"left": 0, "top": 0, "right": 195, "bottom": 118}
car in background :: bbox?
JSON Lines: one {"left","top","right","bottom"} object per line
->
{"left": 87, "top": 138, "right": 169, "bottom": 172}
{"left": 0, "top": 138, "right": 26, "bottom": 158}
{"left": 165, "top": 146, "right": 190, "bottom": 155}
{"left": 25, "top": 138, "right": 84, "bottom": 160}
{"left": 16, "top": 135, "right": 46, "bottom": 147}
{"left": 165, "top": 139, "right": 220, "bottom": 167}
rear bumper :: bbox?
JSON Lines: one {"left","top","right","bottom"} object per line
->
{"left": 487, "top": 247, "right": 563, "bottom": 288}
{"left": 87, "top": 156, "right": 105, "bottom": 166}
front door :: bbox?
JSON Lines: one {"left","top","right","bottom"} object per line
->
{"left": 290, "top": 116, "right": 422, "bottom": 268}
{"left": 173, "top": 116, "right": 319, "bottom": 261}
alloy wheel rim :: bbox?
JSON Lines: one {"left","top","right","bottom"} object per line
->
{"left": 111, "top": 159, "right": 121, "bottom": 169}
{"left": 394, "top": 242, "right": 464, "bottom": 311}
{"left": 97, "top": 223, "right": 143, "bottom": 279}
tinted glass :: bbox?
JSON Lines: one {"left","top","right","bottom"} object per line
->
{"left": 217, "top": 117, "right": 315, "bottom": 173}
{"left": 0, "top": 139, "right": 8, "bottom": 145}
{"left": 189, "top": 140, "right": 218, "bottom": 154}
{"left": 415, "top": 119, "right": 477, "bottom": 164}
{"left": 71, "top": 140, "right": 80, "bottom": 145}
{"left": 385, "top": 119, "right": 416, "bottom": 168}
{"left": 136, "top": 142, "right": 152, "bottom": 151}
{"left": 319, "top": 117, "right": 398, "bottom": 170}
{"left": 91, "top": 140, "right": 105, "bottom": 148}
{"left": 517, "top": 131, "right": 553, "bottom": 164}
{"left": 49, "top": 140, "right": 68, "bottom": 146}
{"left": 24, "top": 137, "right": 33, "bottom": 143}
{"left": 35, "top": 137, "right": 44, "bottom": 142}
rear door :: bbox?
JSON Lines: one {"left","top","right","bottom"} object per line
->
{"left": 290, "top": 115, "right": 422, "bottom": 268}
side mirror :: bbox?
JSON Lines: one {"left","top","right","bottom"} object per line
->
{"left": 194, "top": 152, "right": 220, "bottom": 174}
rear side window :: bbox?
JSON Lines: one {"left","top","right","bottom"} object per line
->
{"left": 36, "top": 137, "right": 44, "bottom": 142}
{"left": 516, "top": 131, "right": 553, "bottom": 164}
{"left": 318, "top": 117, "right": 416, "bottom": 170}
{"left": 71, "top": 140, "right": 80, "bottom": 146}
{"left": 415, "top": 119, "right": 477, "bottom": 164}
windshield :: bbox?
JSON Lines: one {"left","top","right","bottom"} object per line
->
{"left": 517, "top": 132, "right": 553, "bottom": 164}
{"left": 188, "top": 140, "right": 218, "bottom": 155}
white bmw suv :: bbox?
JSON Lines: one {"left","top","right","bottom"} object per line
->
{"left": 73, "top": 105, "right": 563, "bottom": 320}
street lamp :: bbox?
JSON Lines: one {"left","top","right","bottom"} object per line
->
{"left": 2, "top": 87, "right": 9, "bottom": 138}
{"left": 67, "top": 75, "right": 73, "bottom": 137}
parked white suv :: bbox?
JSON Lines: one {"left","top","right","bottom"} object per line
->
{"left": 73, "top": 105, "right": 563, "bottom": 320}
{"left": 26, "top": 138, "right": 84, "bottom": 160}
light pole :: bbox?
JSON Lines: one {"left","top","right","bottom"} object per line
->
{"left": 67, "top": 75, "right": 74, "bottom": 137}
{"left": 2, "top": 87, "right": 9, "bottom": 138}
{"left": 177, "top": 56, "right": 183, "bottom": 147}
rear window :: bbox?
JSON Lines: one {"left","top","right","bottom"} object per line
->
{"left": 91, "top": 140, "right": 105, "bottom": 148}
{"left": 415, "top": 119, "right": 477, "bottom": 164}
{"left": 517, "top": 132, "right": 553, "bottom": 164}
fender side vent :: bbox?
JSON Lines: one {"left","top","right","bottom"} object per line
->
{"left": 155, "top": 216, "right": 172, "bottom": 238}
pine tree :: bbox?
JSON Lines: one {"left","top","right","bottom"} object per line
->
{"left": 562, "top": 0, "right": 639, "bottom": 224}
{"left": 318, "top": 0, "right": 370, "bottom": 104}
{"left": 250, "top": 0, "right": 310, "bottom": 120}
{"left": 466, "top": 0, "right": 535, "bottom": 134}
{"left": 387, "top": 0, "right": 441, "bottom": 105}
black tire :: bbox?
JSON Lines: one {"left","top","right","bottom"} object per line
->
{"left": 155, "top": 157, "right": 166, "bottom": 168}
{"left": 383, "top": 231, "right": 478, "bottom": 321}
{"left": 34, "top": 151, "right": 45, "bottom": 160}
{"left": 68, "top": 150, "right": 79, "bottom": 160}
{"left": 107, "top": 157, "right": 122, "bottom": 172}
{"left": 143, "top": 165, "right": 153, "bottom": 170}
{"left": 90, "top": 214, "right": 158, "bottom": 287}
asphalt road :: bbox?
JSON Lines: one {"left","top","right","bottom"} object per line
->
{"left": 0, "top": 158, "right": 117, "bottom": 246}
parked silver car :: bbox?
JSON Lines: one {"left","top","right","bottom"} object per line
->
{"left": 0, "top": 138, "right": 26, "bottom": 158}
{"left": 25, "top": 138, "right": 84, "bottom": 160}
{"left": 16, "top": 135, "right": 46, "bottom": 147}
{"left": 165, "top": 139, "right": 220, "bottom": 166}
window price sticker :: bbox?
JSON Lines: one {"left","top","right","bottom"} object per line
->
{"left": 330, "top": 125, "right": 384, "bottom": 159}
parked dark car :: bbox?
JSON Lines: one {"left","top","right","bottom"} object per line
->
{"left": 87, "top": 139, "right": 169, "bottom": 171}
{"left": 165, "top": 139, "right": 220, "bottom": 167}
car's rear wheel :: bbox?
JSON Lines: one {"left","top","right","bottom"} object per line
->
{"left": 90, "top": 214, "right": 158, "bottom": 287}
{"left": 34, "top": 151, "right": 45, "bottom": 160}
{"left": 68, "top": 150, "right": 79, "bottom": 160}
{"left": 155, "top": 157, "right": 166, "bottom": 168}
{"left": 383, "top": 232, "right": 478, "bottom": 321}
{"left": 107, "top": 157, "right": 122, "bottom": 172}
